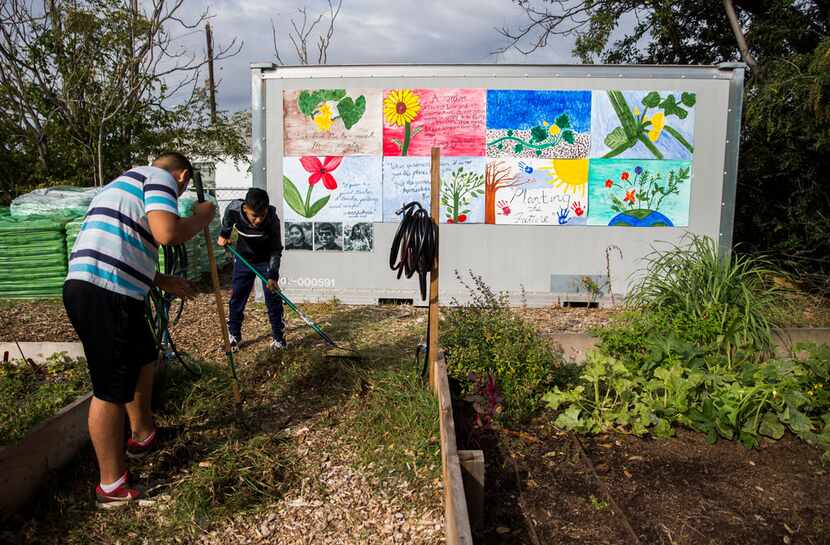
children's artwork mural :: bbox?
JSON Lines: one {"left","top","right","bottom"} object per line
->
{"left": 485, "top": 159, "right": 589, "bottom": 225}
{"left": 591, "top": 91, "right": 695, "bottom": 160}
{"left": 284, "top": 221, "right": 313, "bottom": 250}
{"left": 344, "top": 222, "right": 374, "bottom": 251}
{"left": 381, "top": 157, "right": 486, "bottom": 223}
{"left": 587, "top": 159, "right": 692, "bottom": 227}
{"left": 283, "top": 155, "right": 382, "bottom": 223}
{"left": 486, "top": 90, "right": 591, "bottom": 159}
{"left": 381, "top": 157, "right": 431, "bottom": 222}
{"left": 279, "top": 87, "right": 698, "bottom": 232}
{"left": 283, "top": 89, "right": 382, "bottom": 155}
{"left": 383, "top": 88, "right": 486, "bottom": 157}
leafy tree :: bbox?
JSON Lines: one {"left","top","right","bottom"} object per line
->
{"left": 0, "top": 0, "right": 244, "bottom": 192}
{"left": 499, "top": 0, "right": 830, "bottom": 292}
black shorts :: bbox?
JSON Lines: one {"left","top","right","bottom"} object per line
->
{"left": 63, "top": 279, "right": 159, "bottom": 404}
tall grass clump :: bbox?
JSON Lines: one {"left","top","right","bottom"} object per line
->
{"left": 442, "top": 270, "right": 566, "bottom": 422}
{"left": 617, "top": 235, "right": 787, "bottom": 361}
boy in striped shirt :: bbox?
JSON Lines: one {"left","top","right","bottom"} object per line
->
{"left": 63, "top": 152, "right": 215, "bottom": 508}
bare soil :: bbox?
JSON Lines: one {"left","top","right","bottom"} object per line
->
{"left": 463, "top": 417, "right": 830, "bottom": 545}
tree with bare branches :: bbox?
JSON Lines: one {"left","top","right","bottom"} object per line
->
{"left": 484, "top": 160, "right": 524, "bottom": 224}
{"left": 0, "top": 0, "right": 242, "bottom": 188}
{"left": 271, "top": 0, "right": 343, "bottom": 65}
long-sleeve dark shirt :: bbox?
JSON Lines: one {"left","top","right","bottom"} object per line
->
{"left": 220, "top": 200, "right": 283, "bottom": 280}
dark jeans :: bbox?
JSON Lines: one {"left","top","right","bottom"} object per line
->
{"left": 227, "top": 258, "right": 284, "bottom": 341}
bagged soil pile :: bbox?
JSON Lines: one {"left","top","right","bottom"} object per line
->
{"left": 10, "top": 186, "right": 99, "bottom": 218}
{"left": 0, "top": 214, "right": 72, "bottom": 299}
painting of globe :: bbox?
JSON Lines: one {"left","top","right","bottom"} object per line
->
{"left": 608, "top": 208, "right": 674, "bottom": 227}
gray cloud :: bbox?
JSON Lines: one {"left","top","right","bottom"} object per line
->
{"left": 166, "top": 0, "right": 578, "bottom": 111}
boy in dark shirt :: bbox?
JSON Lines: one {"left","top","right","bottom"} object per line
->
{"left": 217, "top": 188, "right": 286, "bottom": 351}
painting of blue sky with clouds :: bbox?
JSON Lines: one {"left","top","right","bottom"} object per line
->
{"left": 486, "top": 90, "right": 591, "bottom": 159}
{"left": 590, "top": 90, "right": 696, "bottom": 161}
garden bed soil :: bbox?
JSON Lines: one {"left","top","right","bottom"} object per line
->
{"left": 468, "top": 417, "right": 830, "bottom": 545}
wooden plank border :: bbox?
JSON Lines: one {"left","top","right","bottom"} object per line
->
{"left": 432, "top": 351, "right": 474, "bottom": 545}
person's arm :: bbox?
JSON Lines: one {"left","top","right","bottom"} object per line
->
{"left": 266, "top": 209, "right": 283, "bottom": 282}
{"left": 217, "top": 205, "right": 235, "bottom": 246}
{"left": 147, "top": 204, "right": 215, "bottom": 246}
{"left": 144, "top": 171, "right": 214, "bottom": 246}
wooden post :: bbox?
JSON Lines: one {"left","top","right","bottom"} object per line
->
{"left": 459, "top": 449, "right": 485, "bottom": 531}
{"left": 206, "top": 23, "right": 217, "bottom": 125}
{"left": 428, "top": 147, "right": 441, "bottom": 390}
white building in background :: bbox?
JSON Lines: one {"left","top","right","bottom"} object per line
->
{"left": 192, "top": 156, "right": 252, "bottom": 216}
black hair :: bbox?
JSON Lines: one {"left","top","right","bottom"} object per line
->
{"left": 317, "top": 222, "right": 334, "bottom": 234}
{"left": 244, "top": 188, "right": 270, "bottom": 213}
{"left": 152, "top": 151, "right": 194, "bottom": 179}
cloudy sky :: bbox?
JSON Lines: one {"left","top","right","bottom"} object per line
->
{"left": 167, "top": 0, "right": 579, "bottom": 111}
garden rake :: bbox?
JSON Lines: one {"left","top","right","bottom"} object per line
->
{"left": 193, "top": 172, "right": 244, "bottom": 417}
{"left": 226, "top": 226, "right": 360, "bottom": 361}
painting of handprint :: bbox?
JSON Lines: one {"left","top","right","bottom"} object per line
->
{"left": 557, "top": 206, "right": 571, "bottom": 225}
{"left": 486, "top": 158, "right": 587, "bottom": 225}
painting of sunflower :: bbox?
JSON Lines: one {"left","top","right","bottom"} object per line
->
{"left": 383, "top": 89, "right": 422, "bottom": 156}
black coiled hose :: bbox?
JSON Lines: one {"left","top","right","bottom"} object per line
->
{"left": 389, "top": 201, "right": 438, "bottom": 301}
{"left": 146, "top": 243, "right": 201, "bottom": 376}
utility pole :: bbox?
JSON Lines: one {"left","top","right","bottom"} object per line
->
{"left": 206, "top": 23, "right": 217, "bottom": 124}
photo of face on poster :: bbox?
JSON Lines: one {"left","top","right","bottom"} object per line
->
{"left": 344, "top": 222, "right": 374, "bottom": 252}
{"left": 313, "top": 222, "right": 343, "bottom": 251}
{"left": 284, "top": 222, "right": 313, "bottom": 250}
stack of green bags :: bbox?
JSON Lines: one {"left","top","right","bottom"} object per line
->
{"left": 65, "top": 217, "right": 84, "bottom": 258}
{"left": 0, "top": 215, "right": 73, "bottom": 299}
{"left": 10, "top": 187, "right": 98, "bottom": 219}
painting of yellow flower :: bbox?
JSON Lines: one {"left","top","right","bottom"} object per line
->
{"left": 383, "top": 89, "right": 421, "bottom": 126}
{"left": 383, "top": 89, "right": 423, "bottom": 156}
{"left": 313, "top": 102, "right": 334, "bottom": 132}
{"left": 648, "top": 111, "right": 665, "bottom": 142}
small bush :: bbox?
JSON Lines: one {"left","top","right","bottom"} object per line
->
{"left": 442, "top": 271, "right": 564, "bottom": 421}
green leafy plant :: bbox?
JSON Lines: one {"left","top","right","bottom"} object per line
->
{"left": 0, "top": 353, "right": 91, "bottom": 445}
{"left": 604, "top": 90, "right": 695, "bottom": 159}
{"left": 545, "top": 346, "right": 830, "bottom": 460}
{"left": 442, "top": 270, "right": 566, "bottom": 421}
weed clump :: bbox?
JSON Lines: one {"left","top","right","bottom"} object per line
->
{"left": 442, "top": 270, "right": 565, "bottom": 422}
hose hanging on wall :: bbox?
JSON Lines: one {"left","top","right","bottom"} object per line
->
{"left": 389, "top": 201, "right": 438, "bottom": 302}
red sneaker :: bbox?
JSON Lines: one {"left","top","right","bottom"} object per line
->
{"left": 95, "top": 477, "right": 143, "bottom": 509}
{"left": 126, "top": 429, "right": 157, "bottom": 459}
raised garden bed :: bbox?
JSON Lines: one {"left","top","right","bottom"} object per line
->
{"left": 0, "top": 348, "right": 91, "bottom": 514}
{"left": 471, "top": 420, "right": 830, "bottom": 545}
